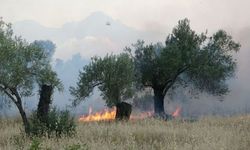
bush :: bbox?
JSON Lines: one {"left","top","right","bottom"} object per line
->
{"left": 29, "top": 108, "right": 76, "bottom": 138}
{"left": 28, "top": 138, "right": 42, "bottom": 150}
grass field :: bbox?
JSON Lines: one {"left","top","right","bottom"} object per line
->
{"left": 0, "top": 116, "right": 250, "bottom": 150}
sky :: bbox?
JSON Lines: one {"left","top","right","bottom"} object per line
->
{"left": 1, "top": 0, "right": 250, "bottom": 31}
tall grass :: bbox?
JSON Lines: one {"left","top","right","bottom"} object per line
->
{"left": 1, "top": 116, "right": 250, "bottom": 150}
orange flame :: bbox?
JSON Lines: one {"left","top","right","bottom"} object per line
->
{"left": 79, "top": 106, "right": 181, "bottom": 122}
{"left": 79, "top": 107, "right": 154, "bottom": 122}
{"left": 79, "top": 107, "right": 116, "bottom": 122}
{"left": 172, "top": 106, "right": 181, "bottom": 117}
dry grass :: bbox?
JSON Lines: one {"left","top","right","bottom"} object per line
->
{"left": 1, "top": 116, "right": 250, "bottom": 150}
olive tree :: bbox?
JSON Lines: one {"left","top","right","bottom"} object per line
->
{"left": 31, "top": 40, "right": 63, "bottom": 122}
{"left": 0, "top": 19, "right": 61, "bottom": 133}
{"left": 70, "top": 53, "right": 134, "bottom": 107}
{"left": 126, "top": 19, "right": 240, "bottom": 115}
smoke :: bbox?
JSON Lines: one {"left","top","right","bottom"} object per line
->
{"left": 1, "top": 11, "right": 250, "bottom": 118}
{"left": 131, "top": 27, "right": 250, "bottom": 118}
{"left": 164, "top": 28, "right": 250, "bottom": 118}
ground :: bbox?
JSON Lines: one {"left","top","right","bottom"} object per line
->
{"left": 0, "top": 116, "right": 250, "bottom": 150}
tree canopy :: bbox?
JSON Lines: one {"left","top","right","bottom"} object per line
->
{"left": 71, "top": 19, "right": 240, "bottom": 115}
{"left": 70, "top": 53, "right": 134, "bottom": 107}
{"left": 0, "top": 18, "right": 61, "bottom": 133}
{"left": 125, "top": 19, "right": 240, "bottom": 115}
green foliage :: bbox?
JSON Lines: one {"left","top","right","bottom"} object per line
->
{"left": 0, "top": 18, "right": 62, "bottom": 133}
{"left": 31, "top": 40, "right": 63, "bottom": 91}
{"left": 126, "top": 18, "right": 240, "bottom": 97}
{"left": 29, "top": 108, "right": 76, "bottom": 138}
{"left": 0, "top": 18, "right": 61, "bottom": 98}
{"left": 70, "top": 53, "right": 134, "bottom": 107}
{"left": 28, "top": 138, "right": 42, "bottom": 150}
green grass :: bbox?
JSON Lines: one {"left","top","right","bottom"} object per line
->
{"left": 1, "top": 116, "right": 250, "bottom": 150}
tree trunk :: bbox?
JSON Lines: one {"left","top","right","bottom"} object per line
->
{"left": 115, "top": 102, "right": 132, "bottom": 120}
{"left": 16, "top": 100, "right": 30, "bottom": 134}
{"left": 37, "top": 84, "right": 53, "bottom": 122}
{"left": 2, "top": 87, "right": 30, "bottom": 134}
{"left": 153, "top": 89, "right": 165, "bottom": 115}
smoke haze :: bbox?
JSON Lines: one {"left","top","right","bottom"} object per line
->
{"left": 0, "top": 3, "right": 249, "bottom": 117}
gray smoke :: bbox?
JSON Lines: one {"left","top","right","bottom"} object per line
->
{"left": 1, "top": 11, "right": 250, "bottom": 118}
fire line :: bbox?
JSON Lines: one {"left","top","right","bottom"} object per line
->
{"left": 79, "top": 106, "right": 181, "bottom": 122}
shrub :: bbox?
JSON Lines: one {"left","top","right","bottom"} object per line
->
{"left": 29, "top": 108, "right": 76, "bottom": 138}
{"left": 28, "top": 138, "right": 42, "bottom": 150}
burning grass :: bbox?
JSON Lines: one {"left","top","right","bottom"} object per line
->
{"left": 78, "top": 106, "right": 180, "bottom": 122}
{"left": 1, "top": 116, "right": 250, "bottom": 149}
{"left": 78, "top": 107, "right": 155, "bottom": 122}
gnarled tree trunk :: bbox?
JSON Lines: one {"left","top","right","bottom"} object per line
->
{"left": 12, "top": 88, "right": 30, "bottom": 134}
{"left": 153, "top": 89, "right": 165, "bottom": 116}
{"left": 115, "top": 102, "right": 132, "bottom": 120}
{"left": 37, "top": 84, "right": 53, "bottom": 122}
{"left": 0, "top": 87, "right": 30, "bottom": 134}
{"left": 16, "top": 100, "right": 30, "bottom": 133}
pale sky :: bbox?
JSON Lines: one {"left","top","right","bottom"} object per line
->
{"left": 1, "top": 0, "right": 250, "bottom": 31}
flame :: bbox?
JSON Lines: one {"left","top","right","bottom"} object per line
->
{"left": 79, "top": 107, "right": 116, "bottom": 122}
{"left": 79, "top": 107, "right": 154, "bottom": 122}
{"left": 79, "top": 106, "right": 181, "bottom": 122}
{"left": 172, "top": 106, "right": 181, "bottom": 117}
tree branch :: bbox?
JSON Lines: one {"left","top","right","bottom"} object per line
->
{"left": 0, "top": 85, "right": 18, "bottom": 104}
{"left": 162, "top": 66, "right": 189, "bottom": 95}
{"left": 11, "top": 88, "right": 22, "bottom": 103}
{"left": 91, "top": 81, "right": 104, "bottom": 89}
